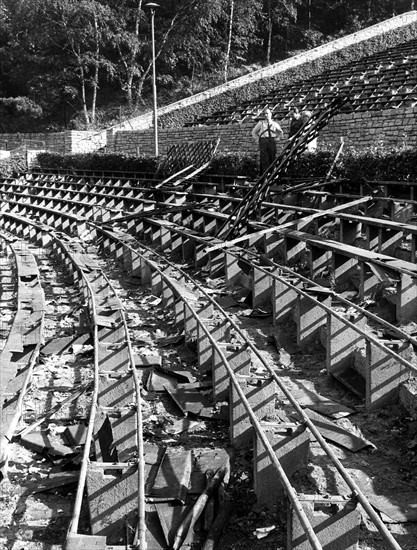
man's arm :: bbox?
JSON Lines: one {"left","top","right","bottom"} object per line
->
{"left": 274, "top": 122, "right": 284, "bottom": 139}
{"left": 252, "top": 121, "right": 261, "bottom": 140}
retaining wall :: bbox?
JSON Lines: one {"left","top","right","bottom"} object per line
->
{"left": 109, "top": 106, "right": 417, "bottom": 157}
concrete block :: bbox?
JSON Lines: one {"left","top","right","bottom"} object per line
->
{"left": 213, "top": 344, "right": 251, "bottom": 400}
{"left": 140, "top": 257, "right": 152, "bottom": 286}
{"left": 182, "top": 236, "right": 195, "bottom": 262}
{"left": 296, "top": 291, "right": 331, "bottom": 347}
{"left": 359, "top": 262, "right": 383, "bottom": 299}
{"left": 333, "top": 252, "right": 358, "bottom": 290}
{"left": 380, "top": 227, "right": 403, "bottom": 256}
{"left": 208, "top": 250, "right": 225, "bottom": 278}
{"left": 287, "top": 495, "right": 360, "bottom": 550}
{"left": 284, "top": 235, "right": 306, "bottom": 265}
{"left": 399, "top": 378, "right": 417, "bottom": 419}
{"left": 230, "top": 376, "right": 276, "bottom": 447}
{"left": 191, "top": 211, "right": 205, "bottom": 234}
{"left": 197, "top": 318, "right": 231, "bottom": 373}
{"left": 184, "top": 301, "right": 213, "bottom": 341}
{"left": 225, "top": 250, "right": 252, "bottom": 291}
{"left": 340, "top": 219, "right": 361, "bottom": 245}
{"left": 252, "top": 265, "right": 276, "bottom": 310}
{"left": 160, "top": 224, "right": 173, "bottom": 250}
{"left": 151, "top": 270, "right": 163, "bottom": 296}
{"left": 195, "top": 243, "right": 209, "bottom": 268}
{"left": 273, "top": 276, "right": 301, "bottom": 324}
{"left": 254, "top": 423, "right": 309, "bottom": 506}
{"left": 327, "top": 313, "right": 367, "bottom": 397}
{"left": 365, "top": 340, "right": 412, "bottom": 411}
{"left": 391, "top": 201, "right": 414, "bottom": 223}
{"left": 398, "top": 273, "right": 417, "bottom": 323}
{"left": 310, "top": 245, "right": 331, "bottom": 279}
{"left": 263, "top": 232, "right": 284, "bottom": 260}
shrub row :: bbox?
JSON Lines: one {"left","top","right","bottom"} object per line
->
{"left": 0, "top": 154, "right": 27, "bottom": 178}
{"left": 2, "top": 148, "right": 416, "bottom": 183}
{"left": 207, "top": 147, "right": 417, "bottom": 182}
{"left": 35, "top": 152, "right": 159, "bottom": 175}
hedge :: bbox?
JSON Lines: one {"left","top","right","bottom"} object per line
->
{"left": 34, "top": 152, "right": 159, "bottom": 175}
{"left": 208, "top": 147, "right": 417, "bottom": 182}
{"left": 2, "top": 147, "right": 416, "bottom": 183}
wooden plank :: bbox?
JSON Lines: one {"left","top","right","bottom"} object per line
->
{"left": 205, "top": 196, "right": 372, "bottom": 252}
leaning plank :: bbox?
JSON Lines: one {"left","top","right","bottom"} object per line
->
{"left": 205, "top": 196, "right": 371, "bottom": 252}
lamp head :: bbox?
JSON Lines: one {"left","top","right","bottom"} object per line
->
{"left": 145, "top": 2, "right": 160, "bottom": 9}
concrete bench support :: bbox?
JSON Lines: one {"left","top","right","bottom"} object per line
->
{"left": 213, "top": 344, "right": 251, "bottom": 400}
{"left": 398, "top": 273, "right": 417, "bottom": 323}
{"left": 197, "top": 318, "right": 231, "bottom": 373}
{"left": 365, "top": 340, "right": 412, "bottom": 411}
{"left": 284, "top": 235, "right": 306, "bottom": 265}
{"left": 340, "top": 219, "right": 361, "bottom": 245}
{"left": 296, "top": 291, "right": 331, "bottom": 347}
{"left": 310, "top": 245, "right": 331, "bottom": 279}
{"left": 252, "top": 266, "right": 276, "bottom": 310}
{"left": 254, "top": 422, "right": 309, "bottom": 506}
{"left": 273, "top": 277, "right": 301, "bottom": 324}
{"left": 230, "top": 376, "right": 276, "bottom": 447}
{"left": 326, "top": 313, "right": 367, "bottom": 398}
{"left": 287, "top": 495, "right": 360, "bottom": 550}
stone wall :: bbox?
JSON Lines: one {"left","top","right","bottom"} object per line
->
{"left": 0, "top": 133, "right": 66, "bottom": 152}
{"left": 109, "top": 106, "right": 417, "bottom": 157}
{"left": 0, "top": 130, "right": 106, "bottom": 155}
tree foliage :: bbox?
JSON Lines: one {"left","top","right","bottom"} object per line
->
{"left": 0, "top": 0, "right": 415, "bottom": 131}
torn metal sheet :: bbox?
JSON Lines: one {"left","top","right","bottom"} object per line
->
{"left": 41, "top": 333, "right": 92, "bottom": 355}
{"left": 166, "top": 386, "right": 218, "bottom": 419}
{"left": 367, "top": 493, "right": 417, "bottom": 523}
{"left": 24, "top": 472, "right": 79, "bottom": 494}
{"left": 282, "top": 379, "right": 356, "bottom": 419}
{"left": 304, "top": 409, "right": 374, "bottom": 452}
{"left": 148, "top": 369, "right": 178, "bottom": 392}
{"left": 150, "top": 448, "right": 193, "bottom": 503}
{"left": 20, "top": 432, "right": 75, "bottom": 456}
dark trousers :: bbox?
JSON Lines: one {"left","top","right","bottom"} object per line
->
{"left": 259, "top": 137, "right": 277, "bottom": 175}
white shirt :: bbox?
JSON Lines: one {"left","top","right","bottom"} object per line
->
{"left": 252, "top": 119, "right": 283, "bottom": 140}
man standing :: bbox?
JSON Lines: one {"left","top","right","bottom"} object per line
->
{"left": 289, "top": 106, "right": 317, "bottom": 152}
{"left": 252, "top": 108, "right": 283, "bottom": 175}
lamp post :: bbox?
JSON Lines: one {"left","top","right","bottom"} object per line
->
{"left": 146, "top": 2, "right": 159, "bottom": 157}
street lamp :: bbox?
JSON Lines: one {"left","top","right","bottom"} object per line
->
{"left": 145, "top": 2, "right": 159, "bottom": 157}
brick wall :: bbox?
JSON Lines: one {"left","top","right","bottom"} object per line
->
{"left": 109, "top": 106, "right": 417, "bottom": 156}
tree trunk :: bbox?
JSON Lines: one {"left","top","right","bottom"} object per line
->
{"left": 266, "top": 0, "right": 272, "bottom": 65}
{"left": 79, "top": 64, "right": 90, "bottom": 127}
{"left": 90, "top": 12, "right": 100, "bottom": 125}
{"left": 224, "top": 0, "right": 234, "bottom": 83}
